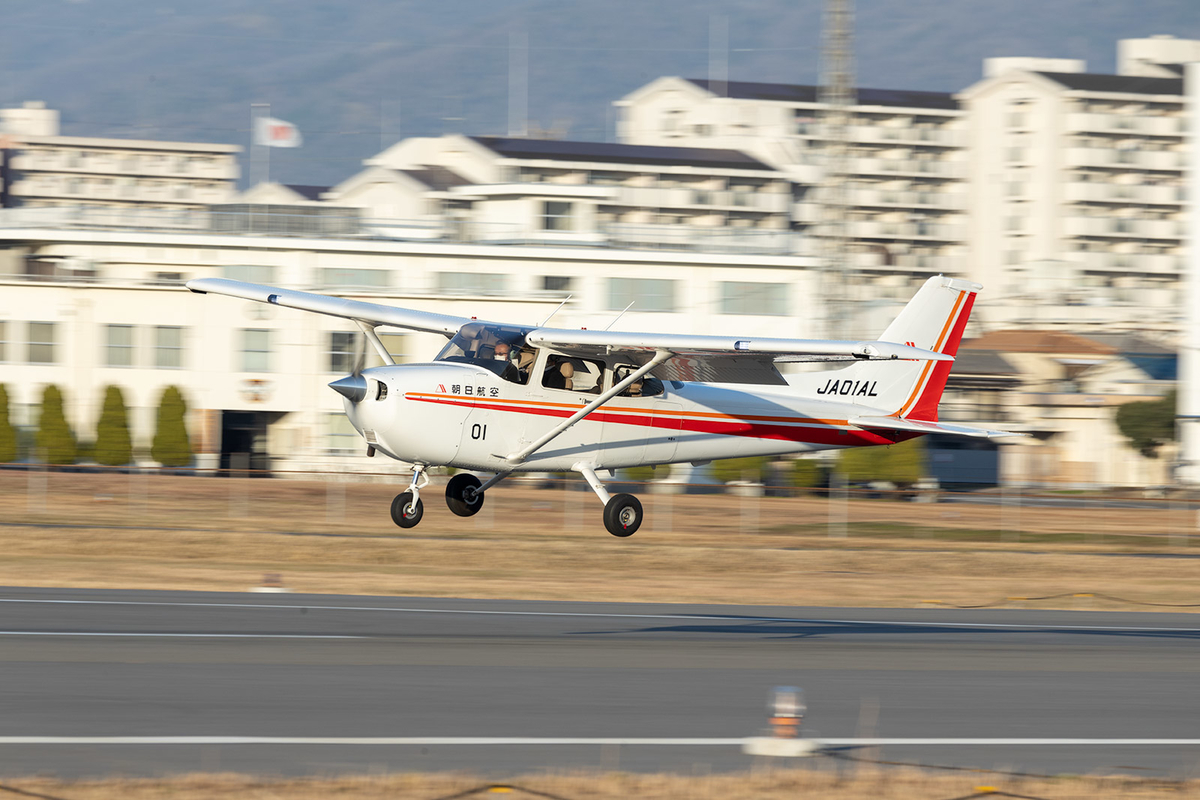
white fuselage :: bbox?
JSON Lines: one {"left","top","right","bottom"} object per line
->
{"left": 346, "top": 362, "right": 900, "bottom": 472}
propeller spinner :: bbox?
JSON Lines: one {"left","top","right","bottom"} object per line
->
{"left": 328, "top": 330, "right": 368, "bottom": 402}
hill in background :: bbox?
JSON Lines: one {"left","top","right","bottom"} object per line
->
{"left": 3, "top": 0, "right": 1198, "bottom": 187}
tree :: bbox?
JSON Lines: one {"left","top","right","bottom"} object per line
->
{"left": 838, "top": 437, "right": 926, "bottom": 485}
{"left": 1115, "top": 390, "right": 1176, "bottom": 459}
{"left": 710, "top": 456, "right": 768, "bottom": 483}
{"left": 791, "top": 458, "right": 822, "bottom": 488}
{"left": 36, "top": 385, "right": 76, "bottom": 466}
{"left": 151, "top": 386, "right": 193, "bottom": 468}
{"left": 0, "top": 384, "right": 16, "bottom": 463}
{"left": 94, "top": 385, "right": 133, "bottom": 466}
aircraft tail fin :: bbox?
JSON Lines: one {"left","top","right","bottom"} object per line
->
{"left": 787, "top": 275, "right": 980, "bottom": 421}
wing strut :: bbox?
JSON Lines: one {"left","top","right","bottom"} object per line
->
{"left": 502, "top": 349, "right": 673, "bottom": 465}
{"left": 355, "top": 321, "right": 395, "bottom": 366}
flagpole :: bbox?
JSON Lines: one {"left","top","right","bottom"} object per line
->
{"left": 250, "top": 103, "right": 270, "bottom": 188}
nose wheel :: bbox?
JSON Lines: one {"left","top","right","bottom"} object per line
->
{"left": 391, "top": 465, "right": 429, "bottom": 529}
{"left": 390, "top": 491, "right": 424, "bottom": 528}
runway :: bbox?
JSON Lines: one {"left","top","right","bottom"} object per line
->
{"left": 0, "top": 587, "right": 1197, "bottom": 777}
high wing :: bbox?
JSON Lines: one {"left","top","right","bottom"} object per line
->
{"left": 524, "top": 328, "right": 952, "bottom": 386}
{"left": 186, "top": 278, "right": 951, "bottom": 386}
{"left": 186, "top": 278, "right": 471, "bottom": 337}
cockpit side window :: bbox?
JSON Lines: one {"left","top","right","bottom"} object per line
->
{"left": 435, "top": 323, "right": 533, "bottom": 384}
{"left": 542, "top": 356, "right": 605, "bottom": 394}
{"left": 613, "top": 364, "right": 664, "bottom": 398}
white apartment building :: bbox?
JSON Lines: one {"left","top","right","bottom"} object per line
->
{"left": 616, "top": 77, "right": 968, "bottom": 301}
{"left": 333, "top": 134, "right": 798, "bottom": 255}
{"left": 957, "top": 37, "right": 1192, "bottom": 333}
{"left": 0, "top": 101, "right": 240, "bottom": 228}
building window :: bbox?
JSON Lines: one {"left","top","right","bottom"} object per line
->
{"left": 241, "top": 329, "right": 272, "bottom": 372}
{"left": 1006, "top": 147, "right": 1024, "bottom": 163}
{"left": 542, "top": 276, "right": 573, "bottom": 293}
{"left": 0, "top": 321, "right": 6, "bottom": 362}
{"left": 328, "top": 331, "right": 356, "bottom": 373}
{"left": 154, "top": 326, "right": 184, "bottom": 369}
{"left": 368, "top": 333, "right": 407, "bottom": 368}
{"left": 608, "top": 278, "right": 677, "bottom": 312}
{"left": 105, "top": 324, "right": 135, "bottom": 367}
{"left": 320, "top": 268, "right": 390, "bottom": 290}
{"left": 541, "top": 201, "right": 574, "bottom": 231}
{"left": 436, "top": 272, "right": 509, "bottom": 296}
{"left": 326, "top": 413, "right": 359, "bottom": 455}
{"left": 719, "top": 282, "right": 788, "bottom": 316}
{"left": 224, "top": 264, "right": 277, "bottom": 283}
{"left": 28, "top": 322, "right": 56, "bottom": 364}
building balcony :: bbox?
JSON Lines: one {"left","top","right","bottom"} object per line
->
{"left": 1064, "top": 183, "right": 1184, "bottom": 206}
{"left": 847, "top": 219, "right": 966, "bottom": 242}
{"left": 615, "top": 186, "right": 789, "bottom": 213}
{"left": 1072, "top": 251, "right": 1181, "bottom": 274}
{"left": 849, "top": 157, "right": 965, "bottom": 179}
{"left": 1063, "top": 216, "right": 1182, "bottom": 240}
{"left": 845, "top": 250, "right": 964, "bottom": 273}
{"left": 847, "top": 188, "right": 966, "bottom": 210}
{"left": 1064, "top": 148, "right": 1184, "bottom": 171}
{"left": 8, "top": 153, "right": 239, "bottom": 181}
{"left": 1064, "top": 113, "right": 1184, "bottom": 138}
{"left": 848, "top": 125, "right": 964, "bottom": 148}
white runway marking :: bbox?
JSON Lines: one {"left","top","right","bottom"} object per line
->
{"left": 0, "top": 632, "right": 364, "bottom": 639}
{"left": 0, "top": 598, "right": 1194, "bottom": 634}
{"left": 0, "top": 736, "right": 1193, "bottom": 747}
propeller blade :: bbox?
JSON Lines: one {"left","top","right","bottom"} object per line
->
{"left": 351, "top": 329, "right": 367, "bottom": 377}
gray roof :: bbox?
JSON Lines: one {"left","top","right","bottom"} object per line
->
{"left": 470, "top": 136, "right": 774, "bottom": 171}
{"left": 1035, "top": 71, "right": 1183, "bottom": 95}
{"left": 400, "top": 165, "right": 472, "bottom": 191}
{"left": 685, "top": 78, "right": 959, "bottom": 110}
{"left": 952, "top": 349, "right": 1020, "bottom": 376}
{"left": 1078, "top": 333, "right": 1174, "bottom": 357}
{"left": 283, "top": 185, "right": 329, "bottom": 201}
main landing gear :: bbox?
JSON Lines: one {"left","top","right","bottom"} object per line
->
{"left": 390, "top": 466, "right": 507, "bottom": 529}
{"left": 577, "top": 464, "right": 643, "bottom": 537}
{"left": 389, "top": 464, "right": 642, "bottom": 538}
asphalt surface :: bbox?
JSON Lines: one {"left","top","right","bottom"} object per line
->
{"left": 0, "top": 587, "right": 1198, "bottom": 778}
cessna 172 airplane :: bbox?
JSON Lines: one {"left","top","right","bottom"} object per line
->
{"left": 187, "top": 274, "right": 1011, "bottom": 537}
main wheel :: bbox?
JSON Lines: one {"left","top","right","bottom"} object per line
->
{"left": 603, "top": 493, "right": 643, "bottom": 537}
{"left": 445, "top": 473, "right": 485, "bottom": 517}
{"left": 390, "top": 491, "right": 424, "bottom": 528}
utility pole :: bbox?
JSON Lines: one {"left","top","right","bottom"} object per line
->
{"left": 818, "top": 0, "right": 856, "bottom": 339}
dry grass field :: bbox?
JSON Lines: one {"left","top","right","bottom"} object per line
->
{"left": 2, "top": 470, "right": 1199, "bottom": 609}
{"left": 3, "top": 770, "right": 1199, "bottom": 800}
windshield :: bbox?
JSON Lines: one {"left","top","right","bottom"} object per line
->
{"left": 435, "top": 323, "right": 537, "bottom": 384}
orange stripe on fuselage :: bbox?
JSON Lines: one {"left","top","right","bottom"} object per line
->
{"left": 405, "top": 392, "right": 851, "bottom": 427}
{"left": 404, "top": 392, "right": 897, "bottom": 447}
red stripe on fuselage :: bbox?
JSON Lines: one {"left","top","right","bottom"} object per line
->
{"left": 407, "top": 394, "right": 895, "bottom": 447}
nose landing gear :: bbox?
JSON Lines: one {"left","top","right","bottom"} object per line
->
{"left": 390, "top": 465, "right": 429, "bottom": 529}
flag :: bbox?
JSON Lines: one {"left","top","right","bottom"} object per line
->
{"left": 255, "top": 117, "right": 303, "bottom": 148}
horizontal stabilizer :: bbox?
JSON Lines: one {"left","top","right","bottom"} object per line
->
{"left": 851, "top": 416, "right": 1025, "bottom": 440}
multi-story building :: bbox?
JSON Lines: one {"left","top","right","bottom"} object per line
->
{"left": 0, "top": 101, "right": 240, "bottom": 225}
{"left": 335, "top": 134, "right": 798, "bottom": 255}
{"left": 616, "top": 76, "right": 969, "bottom": 308}
{"left": 957, "top": 36, "right": 1194, "bottom": 332}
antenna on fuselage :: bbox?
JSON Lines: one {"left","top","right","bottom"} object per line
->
{"left": 604, "top": 301, "right": 635, "bottom": 331}
{"left": 538, "top": 295, "right": 572, "bottom": 327}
